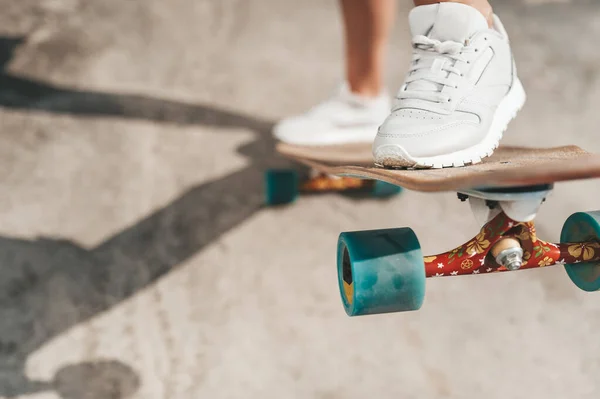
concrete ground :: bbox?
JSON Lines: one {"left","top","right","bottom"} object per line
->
{"left": 0, "top": 0, "right": 599, "bottom": 398}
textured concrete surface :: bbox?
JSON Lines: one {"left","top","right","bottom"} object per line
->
{"left": 0, "top": 0, "right": 599, "bottom": 398}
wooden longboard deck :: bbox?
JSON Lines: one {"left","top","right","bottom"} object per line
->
{"left": 276, "top": 142, "right": 600, "bottom": 192}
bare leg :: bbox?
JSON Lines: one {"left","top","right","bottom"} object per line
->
{"left": 339, "top": 0, "right": 396, "bottom": 98}
{"left": 413, "top": 0, "right": 493, "bottom": 26}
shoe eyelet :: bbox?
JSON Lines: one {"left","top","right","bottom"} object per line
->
{"left": 447, "top": 98, "right": 451, "bottom": 102}
{"left": 475, "top": 49, "right": 479, "bottom": 52}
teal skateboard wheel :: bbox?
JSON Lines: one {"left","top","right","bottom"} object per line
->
{"left": 371, "top": 180, "right": 402, "bottom": 198}
{"left": 264, "top": 169, "right": 299, "bottom": 206}
{"left": 561, "top": 211, "right": 600, "bottom": 292}
{"left": 337, "top": 227, "right": 425, "bottom": 316}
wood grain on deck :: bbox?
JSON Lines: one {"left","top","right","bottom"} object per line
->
{"left": 277, "top": 143, "right": 600, "bottom": 192}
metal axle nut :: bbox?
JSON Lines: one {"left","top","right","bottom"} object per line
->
{"left": 495, "top": 247, "right": 524, "bottom": 271}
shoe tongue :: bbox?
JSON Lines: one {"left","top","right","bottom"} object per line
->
{"left": 405, "top": 3, "right": 488, "bottom": 98}
{"left": 409, "top": 3, "right": 489, "bottom": 43}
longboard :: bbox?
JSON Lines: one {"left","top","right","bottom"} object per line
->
{"left": 277, "top": 142, "right": 600, "bottom": 192}
{"left": 273, "top": 142, "right": 600, "bottom": 316}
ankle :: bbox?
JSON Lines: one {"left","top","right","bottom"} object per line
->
{"left": 414, "top": 0, "right": 493, "bottom": 28}
{"left": 347, "top": 80, "right": 384, "bottom": 98}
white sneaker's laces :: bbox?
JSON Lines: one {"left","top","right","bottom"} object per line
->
{"left": 398, "top": 35, "right": 474, "bottom": 104}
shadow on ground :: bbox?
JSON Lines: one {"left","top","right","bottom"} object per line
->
{"left": 0, "top": 35, "right": 276, "bottom": 398}
{"left": 0, "top": 36, "right": 391, "bottom": 398}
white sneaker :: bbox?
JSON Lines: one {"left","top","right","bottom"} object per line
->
{"left": 373, "top": 3, "right": 526, "bottom": 168}
{"left": 273, "top": 83, "right": 391, "bottom": 146}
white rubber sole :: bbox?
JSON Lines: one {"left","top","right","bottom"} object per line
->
{"left": 373, "top": 78, "right": 527, "bottom": 169}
